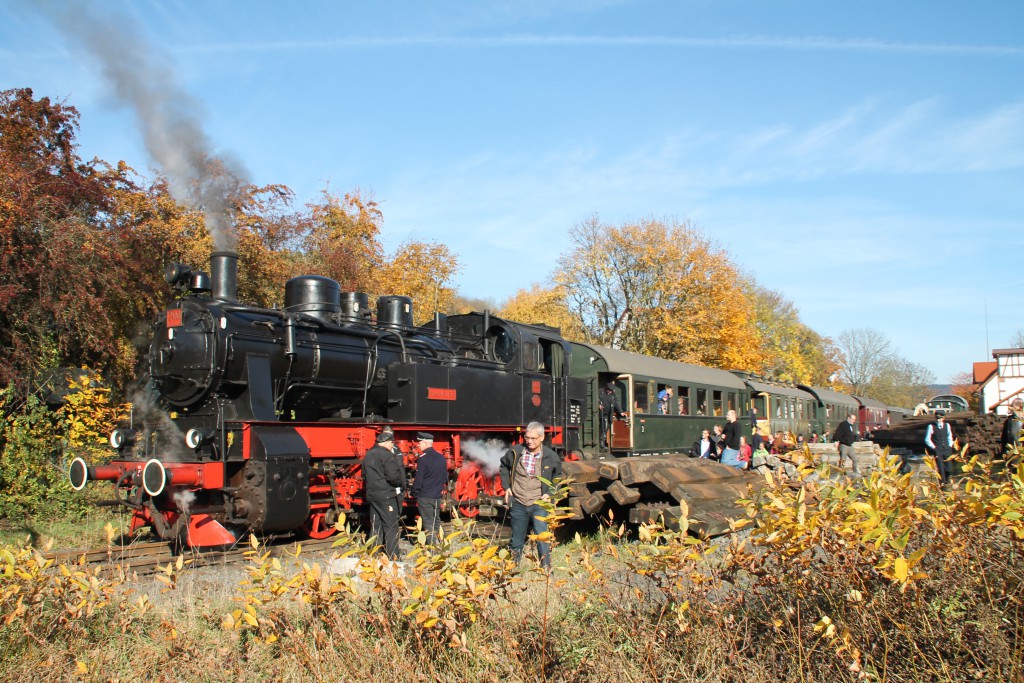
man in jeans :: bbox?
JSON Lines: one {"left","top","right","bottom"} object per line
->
{"left": 499, "top": 422, "right": 563, "bottom": 569}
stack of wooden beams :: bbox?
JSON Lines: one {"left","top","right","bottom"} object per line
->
{"left": 560, "top": 455, "right": 764, "bottom": 538}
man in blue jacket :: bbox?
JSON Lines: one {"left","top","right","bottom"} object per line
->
{"left": 499, "top": 422, "right": 563, "bottom": 570}
{"left": 410, "top": 432, "right": 447, "bottom": 545}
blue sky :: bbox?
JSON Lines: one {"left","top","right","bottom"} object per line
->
{"left": 2, "top": 0, "right": 1022, "bottom": 383}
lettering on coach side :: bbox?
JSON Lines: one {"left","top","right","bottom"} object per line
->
{"left": 427, "top": 387, "right": 457, "bottom": 401}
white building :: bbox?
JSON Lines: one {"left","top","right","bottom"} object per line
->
{"left": 976, "top": 348, "right": 1024, "bottom": 415}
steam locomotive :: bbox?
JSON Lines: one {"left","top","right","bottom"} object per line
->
{"left": 69, "top": 251, "right": 587, "bottom": 546}
{"left": 69, "top": 252, "right": 909, "bottom": 547}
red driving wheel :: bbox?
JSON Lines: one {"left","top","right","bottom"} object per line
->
{"left": 300, "top": 512, "right": 337, "bottom": 539}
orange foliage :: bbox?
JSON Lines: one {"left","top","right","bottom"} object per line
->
{"left": 555, "top": 216, "right": 762, "bottom": 370}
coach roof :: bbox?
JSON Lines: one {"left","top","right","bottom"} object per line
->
{"left": 571, "top": 342, "right": 746, "bottom": 390}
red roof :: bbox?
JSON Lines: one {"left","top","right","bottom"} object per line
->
{"left": 974, "top": 361, "right": 998, "bottom": 384}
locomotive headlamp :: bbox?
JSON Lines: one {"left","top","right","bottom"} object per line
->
{"left": 185, "top": 428, "right": 210, "bottom": 450}
{"left": 109, "top": 429, "right": 136, "bottom": 450}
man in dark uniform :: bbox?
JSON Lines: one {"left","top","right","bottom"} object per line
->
{"left": 410, "top": 432, "right": 447, "bottom": 545}
{"left": 598, "top": 382, "right": 624, "bottom": 449}
{"left": 925, "top": 413, "right": 956, "bottom": 485}
{"left": 362, "top": 431, "right": 405, "bottom": 559}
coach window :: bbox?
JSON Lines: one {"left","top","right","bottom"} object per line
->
{"left": 678, "top": 386, "right": 690, "bottom": 415}
{"left": 712, "top": 390, "right": 723, "bottom": 416}
{"left": 696, "top": 388, "right": 708, "bottom": 416}
{"left": 634, "top": 381, "right": 650, "bottom": 413}
{"left": 727, "top": 393, "right": 736, "bottom": 413}
{"left": 656, "top": 383, "right": 671, "bottom": 414}
{"left": 776, "top": 400, "right": 783, "bottom": 419}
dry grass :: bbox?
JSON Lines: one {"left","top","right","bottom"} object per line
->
{"left": 3, "top": 454, "right": 1024, "bottom": 682}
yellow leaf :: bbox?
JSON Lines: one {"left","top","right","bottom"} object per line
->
{"left": 893, "top": 556, "right": 908, "bottom": 583}
{"left": 423, "top": 617, "right": 438, "bottom": 629}
{"left": 76, "top": 661, "right": 88, "bottom": 675}
{"left": 243, "top": 612, "right": 259, "bottom": 627}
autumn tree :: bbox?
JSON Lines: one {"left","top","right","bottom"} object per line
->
{"left": 554, "top": 216, "right": 761, "bottom": 370}
{"left": 835, "top": 327, "right": 935, "bottom": 406}
{"left": 0, "top": 88, "right": 174, "bottom": 392}
{"left": 748, "top": 284, "right": 839, "bottom": 385}
{"left": 864, "top": 356, "right": 935, "bottom": 408}
{"left": 448, "top": 294, "right": 498, "bottom": 315}
{"left": 374, "top": 239, "right": 459, "bottom": 322}
{"left": 302, "top": 189, "right": 384, "bottom": 293}
{"left": 949, "top": 371, "right": 981, "bottom": 413}
{"left": 498, "top": 283, "right": 586, "bottom": 340}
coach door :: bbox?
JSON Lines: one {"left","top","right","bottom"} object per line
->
{"left": 610, "top": 375, "right": 633, "bottom": 450}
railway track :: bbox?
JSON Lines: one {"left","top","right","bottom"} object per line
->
{"left": 40, "top": 518, "right": 511, "bottom": 577}
{"left": 41, "top": 536, "right": 341, "bottom": 577}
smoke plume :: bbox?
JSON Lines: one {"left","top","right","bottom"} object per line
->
{"left": 40, "top": 1, "right": 248, "bottom": 250}
{"left": 460, "top": 438, "right": 509, "bottom": 478}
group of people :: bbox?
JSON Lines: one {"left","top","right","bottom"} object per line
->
{"left": 363, "top": 421, "right": 562, "bottom": 569}
{"left": 689, "top": 409, "right": 807, "bottom": 470}
{"left": 362, "top": 429, "right": 447, "bottom": 561}
{"left": 364, "top": 396, "right": 1024, "bottom": 566}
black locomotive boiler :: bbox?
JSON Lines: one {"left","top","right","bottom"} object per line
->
{"left": 70, "top": 252, "right": 586, "bottom": 546}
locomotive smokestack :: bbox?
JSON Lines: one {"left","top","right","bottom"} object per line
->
{"left": 210, "top": 251, "right": 239, "bottom": 303}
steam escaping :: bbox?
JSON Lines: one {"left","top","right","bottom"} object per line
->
{"left": 173, "top": 490, "right": 196, "bottom": 516}
{"left": 39, "top": 0, "right": 248, "bottom": 250}
{"left": 461, "top": 438, "right": 509, "bottom": 478}
{"left": 127, "top": 385, "right": 190, "bottom": 462}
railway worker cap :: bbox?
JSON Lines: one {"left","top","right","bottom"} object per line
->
{"left": 376, "top": 431, "right": 394, "bottom": 443}
{"left": 415, "top": 432, "right": 434, "bottom": 441}
{"left": 605, "top": 382, "right": 615, "bottom": 391}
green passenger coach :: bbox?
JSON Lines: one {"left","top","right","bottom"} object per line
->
{"left": 568, "top": 342, "right": 750, "bottom": 458}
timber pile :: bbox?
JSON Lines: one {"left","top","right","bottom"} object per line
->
{"left": 805, "top": 441, "right": 878, "bottom": 472}
{"left": 872, "top": 412, "right": 1006, "bottom": 461}
{"left": 561, "top": 456, "right": 765, "bottom": 538}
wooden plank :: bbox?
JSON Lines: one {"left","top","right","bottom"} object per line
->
{"left": 568, "top": 482, "right": 591, "bottom": 498}
{"left": 607, "top": 480, "right": 641, "bottom": 505}
{"left": 598, "top": 460, "right": 624, "bottom": 481}
{"left": 651, "top": 467, "right": 687, "bottom": 493}
{"left": 628, "top": 503, "right": 671, "bottom": 525}
{"left": 671, "top": 480, "right": 753, "bottom": 505}
{"left": 689, "top": 499, "right": 748, "bottom": 539}
{"left": 567, "top": 497, "right": 584, "bottom": 520}
{"left": 580, "top": 490, "right": 608, "bottom": 515}
{"left": 619, "top": 458, "right": 677, "bottom": 486}
{"left": 562, "top": 460, "right": 602, "bottom": 485}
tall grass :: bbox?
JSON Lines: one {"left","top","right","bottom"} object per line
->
{"left": 2, "top": 452, "right": 1022, "bottom": 682}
